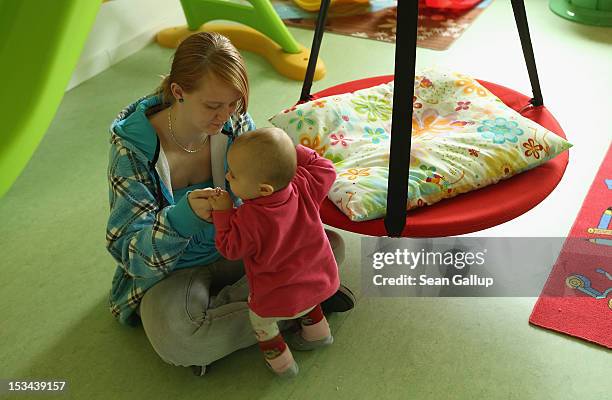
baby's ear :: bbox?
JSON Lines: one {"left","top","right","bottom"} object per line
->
{"left": 259, "top": 183, "right": 274, "bottom": 197}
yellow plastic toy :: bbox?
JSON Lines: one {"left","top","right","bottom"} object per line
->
{"left": 158, "top": 0, "right": 326, "bottom": 82}
{"left": 292, "top": 0, "right": 370, "bottom": 12}
{"left": 158, "top": 23, "right": 325, "bottom": 82}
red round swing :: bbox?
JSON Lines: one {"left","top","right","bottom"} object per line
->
{"left": 311, "top": 75, "right": 569, "bottom": 237}
{"left": 295, "top": 0, "right": 569, "bottom": 237}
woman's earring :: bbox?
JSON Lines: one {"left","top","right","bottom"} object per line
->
{"left": 178, "top": 98, "right": 184, "bottom": 103}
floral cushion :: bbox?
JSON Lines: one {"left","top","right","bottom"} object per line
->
{"left": 268, "top": 68, "right": 572, "bottom": 222}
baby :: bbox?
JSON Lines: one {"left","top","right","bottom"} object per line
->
{"left": 207, "top": 127, "right": 340, "bottom": 378}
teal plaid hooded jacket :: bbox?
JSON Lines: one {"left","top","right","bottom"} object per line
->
{"left": 106, "top": 95, "right": 255, "bottom": 325}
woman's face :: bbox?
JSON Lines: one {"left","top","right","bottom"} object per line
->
{"left": 180, "top": 72, "right": 242, "bottom": 135}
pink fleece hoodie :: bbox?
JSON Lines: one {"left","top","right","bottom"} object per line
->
{"left": 212, "top": 145, "right": 340, "bottom": 317}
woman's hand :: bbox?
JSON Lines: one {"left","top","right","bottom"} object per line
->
{"left": 208, "top": 189, "right": 233, "bottom": 211}
{"left": 188, "top": 188, "right": 217, "bottom": 222}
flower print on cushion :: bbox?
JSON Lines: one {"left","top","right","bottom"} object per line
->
{"left": 269, "top": 68, "right": 572, "bottom": 222}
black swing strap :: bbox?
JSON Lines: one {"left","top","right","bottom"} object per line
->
{"left": 299, "top": 0, "right": 332, "bottom": 103}
{"left": 384, "top": 0, "right": 419, "bottom": 237}
{"left": 511, "top": 0, "right": 544, "bottom": 106}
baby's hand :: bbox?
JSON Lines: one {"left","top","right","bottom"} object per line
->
{"left": 208, "top": 188, "right": 233, "bottom": 211}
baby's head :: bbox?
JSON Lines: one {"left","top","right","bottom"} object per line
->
{"left": 226, "top": 127, "right": 297, "bottom": 200}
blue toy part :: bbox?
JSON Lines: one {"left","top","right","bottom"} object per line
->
{"left": 587, "top": 207, "right": 612, "bottom": 234}
{"left": 566, "top": 268, "right": 612, "bottom": 302}
{"left": 597, "top": 207, "right": 612, "bottom": 229}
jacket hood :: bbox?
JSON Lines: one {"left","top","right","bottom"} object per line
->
{"left": 110, "top": 95, "right": 161, "bottom": 162}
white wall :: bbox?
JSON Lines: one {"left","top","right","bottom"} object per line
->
{"left": 67, "top": 0, "right": 186, "bottom": 90}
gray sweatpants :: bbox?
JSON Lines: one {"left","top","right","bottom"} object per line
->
{"left": 139, "top": 230, "right": 346, "bottom": 368}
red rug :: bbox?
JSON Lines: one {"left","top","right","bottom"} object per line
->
{"left": 530, "top": 143, "right": 612, "bottom": 348}
{"left": 280, "top": 0, "right": 492, "bottom": 50}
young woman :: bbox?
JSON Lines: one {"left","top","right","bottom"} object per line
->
{"left": 105, "top": 32, "right": 354, "bottom": 375}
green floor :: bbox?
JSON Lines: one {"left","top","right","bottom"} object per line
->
{"left": 1, "top": 1, "right": 611, "bottom": 399}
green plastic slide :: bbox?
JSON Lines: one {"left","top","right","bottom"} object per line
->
{"left": 0, "top": 0, "right": 100, "bottom": 197}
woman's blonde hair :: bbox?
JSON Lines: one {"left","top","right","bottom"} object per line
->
{"left": 156, "top": 32, "right": 249, "bottom": 115}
